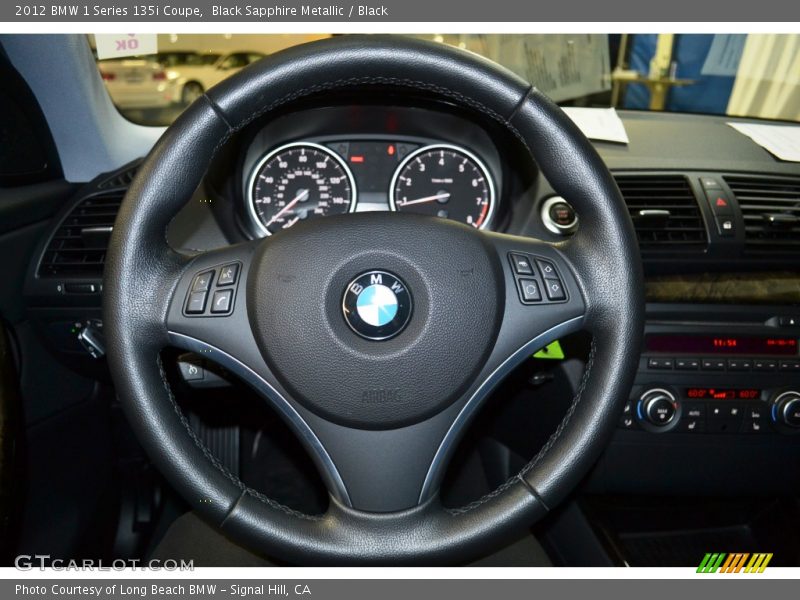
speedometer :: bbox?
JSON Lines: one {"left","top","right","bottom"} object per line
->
{"left": 248, "top": 142, "right": 356, "bottom": 236}
{"left": 389, "top": 144, "right": 495, "bottom": 229}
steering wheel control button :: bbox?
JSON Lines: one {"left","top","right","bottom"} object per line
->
{"left": 186, "top": 291, "right": 207, "bottom": 314}
{"left": 210, "top": 289, "right": 233, "bottom": 314}
{"left": 184, "top": 262, "right": 241, "bottom": 316}
{"left": 536, "top": 259, "right": 559, "bottom": 280}
{"left": 217, "top": 263, "right": 239, "bottom": 286}
{"left": 518, "top": 278, "right": 542, "bottom": 302}
{"left": 178, "top": 357, "right": 204, "bottom": 382}
{"left": 510, "top": 253, "right": 534, "bottom": 275}
{"left": 342, "top": 270, "right": 412, "bottom": 341}
{"left": 508, "top": 252, "right": 568, "bottom": 305}
{"left": 192, "top": 271, "right": 213, "bottom": 292}
{"left": 544, "top": 279, "right": 566, "bottom": 301}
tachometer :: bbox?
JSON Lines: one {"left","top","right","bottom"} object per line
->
{"left": 248, "top": 142, "right": 356, "bottom": 236}
{"left": 389, "top": 144, "right": 495, "bottom": 229}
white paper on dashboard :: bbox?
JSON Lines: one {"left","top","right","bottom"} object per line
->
{"left": 464, "top": 34, "right": 611, "bottom": 103}
{"left": 561, "top": 107, "right": 630, "bottom": 144}
{"left": 727, "top": 122, "right": 800, "bottom": 162}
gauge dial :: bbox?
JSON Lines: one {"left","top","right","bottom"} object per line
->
{"left": 389, "top": 144, "right": 495, "bottom": 229}
{"left": 248, "top": 142, "right": 356, "bottom": 236}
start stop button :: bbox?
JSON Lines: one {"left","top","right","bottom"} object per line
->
{"left": 541, "top": 196, "right": 578, "bottom": 234}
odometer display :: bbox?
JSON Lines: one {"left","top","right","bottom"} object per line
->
{"left": 389, "top": 144, "right": 495, "bottom": 229}
{"left": 248, "top": 142, "right": 356, "bottom": 236}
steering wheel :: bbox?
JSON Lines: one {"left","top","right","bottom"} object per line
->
{"left": 104, "top": 36, "right": 643, "bottom": 565}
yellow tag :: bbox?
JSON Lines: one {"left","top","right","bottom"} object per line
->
{"left": 533, "top": 340, "right": 565, "bottom": 360}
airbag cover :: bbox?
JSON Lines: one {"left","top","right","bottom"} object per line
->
{"left": 247, "top": 213, "right": 503, "bottom": 429}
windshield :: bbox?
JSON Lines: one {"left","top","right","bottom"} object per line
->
{"left": 89, "top": 33, "right": 800, "bottom": 127}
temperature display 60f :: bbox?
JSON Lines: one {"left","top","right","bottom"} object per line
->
{"left": 685, "top": 388, "right": 760, "bottom": 400}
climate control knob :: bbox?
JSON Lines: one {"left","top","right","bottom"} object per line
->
{"left": 772, "top": 391, "right": 800, "bottom": 429}
{"left": 638, "top": 388, "right": 679, "bottom": 431}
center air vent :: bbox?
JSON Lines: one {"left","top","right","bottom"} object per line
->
{"left": 37, "top": 191, "right": 123, "bottom": 278}
{"left": 614, "top": 175, "right": 708, "bottom": 249}
{"left": 725, "top": 176, "right": 800, "bottom": 252}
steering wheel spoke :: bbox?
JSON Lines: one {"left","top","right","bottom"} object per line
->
{"left": 163, "top": 240, "right": 358, "bottom": 506}
{"left": 415, "top": 232, "right": 586, "bottom": 502}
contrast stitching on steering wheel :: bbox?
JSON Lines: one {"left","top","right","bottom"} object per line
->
{"left": 445, "top": 339, "right": 597, "bottom": 516}
{"left": 205, "top": 77, "right": 536, "bottom": 161}
{"left": 155, "top": 355, "right": 323, "bottom": 521}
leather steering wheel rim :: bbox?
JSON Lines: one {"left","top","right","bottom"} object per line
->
{"left": 104, "top": 35, "right": 644, "bottom": 565}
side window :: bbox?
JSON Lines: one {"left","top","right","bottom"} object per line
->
{"left": 248, "top": 53, "right": 265, "bottom": 64}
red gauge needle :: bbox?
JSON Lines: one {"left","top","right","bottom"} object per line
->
{"left": 396, "top": 192, "right": 451, "bottom": 207}
{"left": 266, "top": 189, "right": 309, "bottom": 226}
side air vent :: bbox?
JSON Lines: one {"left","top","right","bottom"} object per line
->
{"left": 614, "top": 175, "right": 708, "bottom": 249}
{"left": 98, "top": 165, "right": 138, "bottom": 189}
{"left": 37, "top": 191, "right": 123, "bottom": 277}
{"left": 725, "top": 176, "right": 800, "bottom": 251}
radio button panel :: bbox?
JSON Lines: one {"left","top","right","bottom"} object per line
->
{"left": 628, "top": 323, "right": 800, "bottom": 437}
{"left": 648, "top": 356, "right": 795, "bottom": 374}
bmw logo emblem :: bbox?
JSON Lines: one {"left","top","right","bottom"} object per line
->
{"left": 342, "top": 270, "right": 412, "bottom": 340}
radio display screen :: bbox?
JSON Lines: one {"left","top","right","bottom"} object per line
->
{"left": 685, "top": 388, "right": 760, "bottom": 400}
{"left": 645, "top": 334, "right": 798, "bottom": 356}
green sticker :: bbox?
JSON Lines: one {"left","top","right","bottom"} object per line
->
{"left": 533, "top": 340, "right": 565, "bottom": 360}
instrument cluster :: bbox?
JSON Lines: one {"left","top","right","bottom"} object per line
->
{"left": 245, "top": 136, "right": 498, "bottom": 237}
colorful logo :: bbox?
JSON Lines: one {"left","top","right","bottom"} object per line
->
{"left": 356, "top": 283, "right": 399, "bottom": 327}
{"left": 342, "top": 270, "right": 412, "bottom": 341}
{"left": 697, "top": 553, "right": 773, "bottom": 573}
